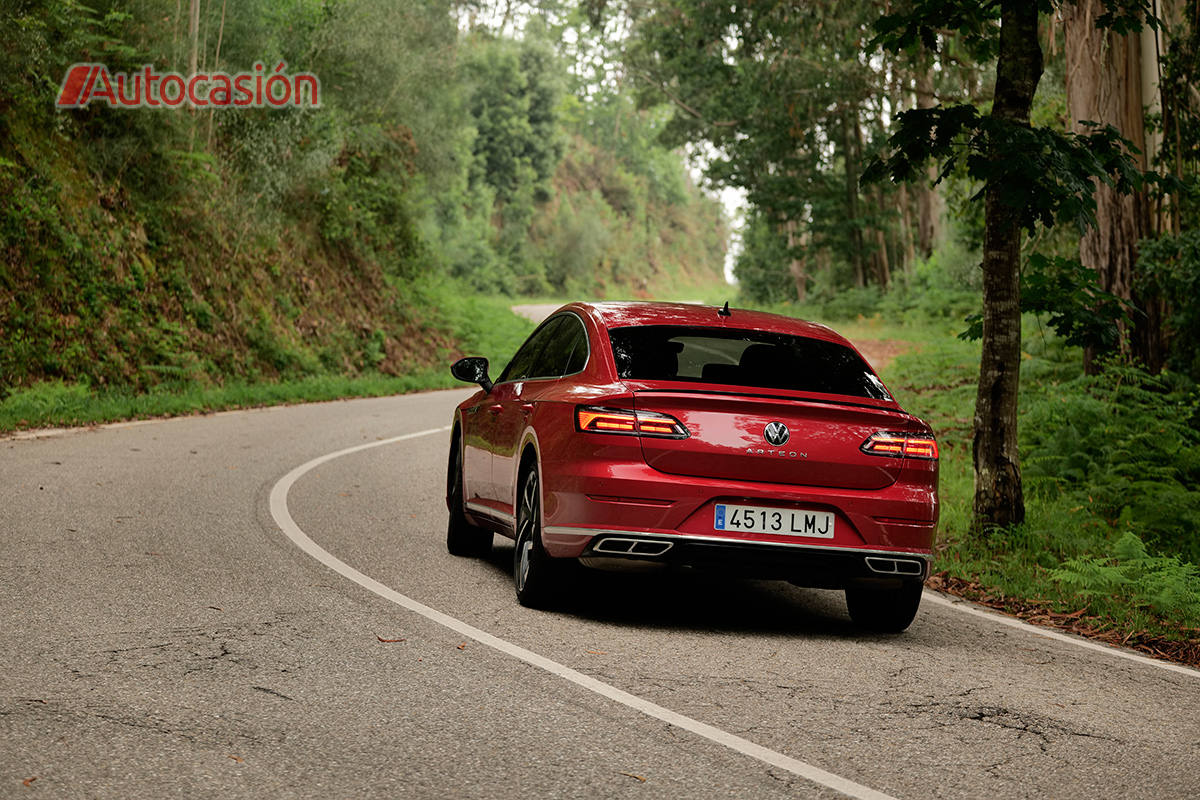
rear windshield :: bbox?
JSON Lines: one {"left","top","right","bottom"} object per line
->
{"left": 608, "top": 325, "right": 890, "bottom": 400}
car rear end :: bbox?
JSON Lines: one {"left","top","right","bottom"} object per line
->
{"left": 539, "top": 312, "right": 938, "bottom": 596}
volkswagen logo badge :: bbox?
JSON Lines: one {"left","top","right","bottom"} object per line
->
{"left": 764, "top": 421, "right": 790, "bottom": 446}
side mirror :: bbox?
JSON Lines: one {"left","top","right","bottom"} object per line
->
{"left": 451, "top": 356, "right": 493, "bottom": 393}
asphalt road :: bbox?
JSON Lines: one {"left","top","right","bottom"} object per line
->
{"left": 2, "top": 389, "right": 1198, "bottom": 798}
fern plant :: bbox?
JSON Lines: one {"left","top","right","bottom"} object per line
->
{"left": 1051, "top": 532, "right": 1200, "bottom": 628}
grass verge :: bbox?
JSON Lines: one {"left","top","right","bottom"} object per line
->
{"left": 0, "top": 371, "right": 455, "bottom": 433}
{"left": 1, "top": 285, "right": 535, "bottom": 434}
{"left": 879, "top": 324, "right": 1200, "bottom": 667}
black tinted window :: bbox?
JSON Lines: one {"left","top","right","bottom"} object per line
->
{"left": 563, "top": 324, "right": 589, "bottom": 374}
{"left": 533, "top": 314, "right": 588, "bottom": 378}
{"left": 499, "top": 314, "right": 590, "bottom": 382}
{"left": 499, "top": 319, "right": 558, "bottom": 383}
{"left": 608, "top": 325, "right": 890, "bottom": 400}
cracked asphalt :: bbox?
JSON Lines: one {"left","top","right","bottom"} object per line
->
{"left": 2, "top": 389, "right": 1198, "bottom": 798}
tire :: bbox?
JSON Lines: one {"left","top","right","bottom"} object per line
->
{"left": 845, "top": 581, "right": 923, "bottom": 633}
{"left": 513, "top": 466, "right": 561, "bottom": 608}
{"left": 446, "top": 435, "right": 491, "bottom": 558}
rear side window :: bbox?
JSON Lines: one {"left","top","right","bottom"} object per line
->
{"left": 499, "top": 313, "right": 589, "bottom": 383}
{"left": 533, "top": 314, "right": 589, "bottom": 378}
{"left": 499, "top": 321, "right": 554, "bottom": 383}
{"left": 608, "top": 325, "right": 890, "bottom": 400}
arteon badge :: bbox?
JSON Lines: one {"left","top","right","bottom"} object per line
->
{"left": 764, "top": 421, "right": 790, "bottom": 446}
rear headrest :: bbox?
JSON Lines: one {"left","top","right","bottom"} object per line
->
{"left": 701, "top": 363, "right": 742, "bottom": 384}
{"left": 739, "top": 343, "right": 798, "bottom": 388}
{"left": 738, "top": 343, "right": 779, "bottom": 373}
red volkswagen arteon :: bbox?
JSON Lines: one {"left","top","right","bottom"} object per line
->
{"left": 446, "top": 302, "right": 938, "bottom": 632}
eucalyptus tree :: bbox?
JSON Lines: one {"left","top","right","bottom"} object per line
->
{"left": 868, "top": 0, "right": 1154, "bottom": 532}
{"left": 626, "top": 0, "right": 907, "bottom": 301}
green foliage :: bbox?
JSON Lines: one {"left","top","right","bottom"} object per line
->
{"left": 465, "top": 37, "right": 564, "bottom": 206}
{"left": 1051, "top": 532, "right": 1200, "bottom": 626}
{"left": 750, "top": 237, "right": 981, "bottom": 329}
{"left": 872, "top": 0, "right": 1157, "bottom": 55}
{"left": 864, "top": 107, "right": 1146, "bottom": 236}
{"left": 1137, "top": 229, "right": 1200, "bottom": 381}
{"left": 1022, "top": 360, "right": 1200, "bottom": 563}
{"left": 1018, "top": 254, "right": 1131, "bottom": 349}
{"left": 734, "top": 211, "right": 796, "bottom": 305}
{"left": 0, "top": 1, "right": 728, "bottom": 405}
{"left": 0, "top": 372, "right": 446, "bottom": 432}
{"left": 880, "top": 321, "right": 1200, "bottom": 638}
{"left": 871, "top": 0, "right": 1006, "bottom": 59}
{"left": 629, "top": 0, "right": 891, "bottom": 289}
{"left": 538, "top": 191, "right": 615, "bottom": 292}
{"left": 960, "top": 253, "right": 1131, "bottom": 348}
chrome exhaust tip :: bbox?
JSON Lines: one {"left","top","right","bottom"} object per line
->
{"left": 864, "top": 556, "right": 926, "bottom": 577}
{"left": 592, "top": 537, "right": 673, "bottom": 557}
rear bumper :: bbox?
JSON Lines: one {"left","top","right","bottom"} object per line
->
{"left": 562, "top": 527, "right": 930, "bottom": 588}
{"left": 537, "top": 454, "right": 937, "bottom": 558}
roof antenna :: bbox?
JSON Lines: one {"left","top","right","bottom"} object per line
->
{"left": 718, "top": 301, "right": 731, "bottom": 317}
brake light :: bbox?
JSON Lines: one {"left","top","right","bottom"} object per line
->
{"left": 861, "top": 431, "right": 938, "bottom": 459}
{"left": 576, "top": 406, "right": 689, "bottom": 439}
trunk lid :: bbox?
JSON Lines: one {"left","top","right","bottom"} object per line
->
{"left": 633, "top": 389, "right": 913, "bottom": 490}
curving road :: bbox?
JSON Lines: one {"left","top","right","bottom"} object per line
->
{"left": 2, "top": 389, "right": 1198, "bottom": 798}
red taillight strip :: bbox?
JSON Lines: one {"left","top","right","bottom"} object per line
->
{"left": 577, "top": 408, "right": 637, "bottom": 433}
{"left": 861, "top": 431, "right": 938, "bottom": 460}
{"left": 576, "top": 406, "right": 689, "bottom": 439}
{"left": 903, "top": 438, "right": 938, "bottom": 459}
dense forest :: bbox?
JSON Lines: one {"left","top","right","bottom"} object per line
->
{"left": 3, "top": 1, "right": 1199, "bottom": 647}
{"left": 0, "top": 0, "right": 726, "bottom": 394}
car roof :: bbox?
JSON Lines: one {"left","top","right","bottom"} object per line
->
{"left": 563, "top": 301, "right": 851, "bottom": 346}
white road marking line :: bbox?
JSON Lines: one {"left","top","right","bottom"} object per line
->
{"left": 922, "top": 591, "right": 1200, "bottom": 678}
{"left": 269, "top": 426, "right": 898, "bottom": 800}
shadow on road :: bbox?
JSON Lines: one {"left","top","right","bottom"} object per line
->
{"left": 474, "top": 538, "right": 910, "bottom": 640}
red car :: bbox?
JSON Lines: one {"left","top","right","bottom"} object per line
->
{"left": 447, "top": 302, "right": 938, "bottom": 631}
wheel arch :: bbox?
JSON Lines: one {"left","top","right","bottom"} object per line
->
{"left": 515, "top": 435, "right": 545, "bottom": 536}
{"left": 517, "top": 438, "right": 540, "bottom": 484}
{"left": 446, "top": 418, "right": 463, "bottom": 510}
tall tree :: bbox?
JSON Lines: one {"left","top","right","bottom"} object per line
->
{"left": 627, "top": 0, "right": 902, "bottom": 301}
{"left": 913, "top": 49, "right": 943, "bottom": 258}
{"left": 1063, "top": 0, "right": 1159, "bottom": 370}
{"left": 971, "top": 1, "right": 1042, "bottom": 529}
{"left": 869, "top": 0, "right": 1149, "bottom": 532}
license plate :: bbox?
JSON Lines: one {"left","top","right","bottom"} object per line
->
{"left": 714, "top": 504, "right": 835, "bottom": 538}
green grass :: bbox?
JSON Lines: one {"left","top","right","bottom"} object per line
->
{"left": 876, "top": 320, "right": 1200, "bottom": 640}
{"left": 1, "top": 280, "right": 536, "bottom": 433}
{"left": 0, "top": 372, "right": 452, "bottom": 432}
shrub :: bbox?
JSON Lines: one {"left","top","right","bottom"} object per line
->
{"left": 1051, "top": 532, "right": 1200, "bottom": 627}
{"left": 1022, "top": 360, "right": 1200, "bottom": 563}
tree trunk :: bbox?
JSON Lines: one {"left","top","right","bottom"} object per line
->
{"left": 898, "top": 182, "right": 916, "bottom": 273}
{"left": 915, "top": 56, "right": 942, "bottom": 258}
{"left": 187, "top": 0, "right": 200, "bottom": 151}
{"left": 972, "top": 0, "right": 1042, "bottom": 533}
{"left": 785, "top": 218, "right": 807, "bottom": 302}
{"left": 173, "top": 0, "right": 182, "bottom": 69}
{"left": 188, "top": 0, "right": 200, "bottom": 77}
{"left": 1063, "top": 0, "right": 1161, "bottom": 371}
{"left": 839, "top": 108, "right": 866, "bottom": 287}
{"left": 206, "top": 0, "right": 228, "bottom": 148}
{"left": 894, "top": 73, "right": 917, "bottom": 273}
{"left": 874, "top": 186, "right": 891, "bottom": 288}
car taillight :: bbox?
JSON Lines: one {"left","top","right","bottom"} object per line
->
{"left": 861, "top": 431, "right": 939, "bottom": 460}
{"left": 576, "top": 406, "right": 689, "bottom": 439}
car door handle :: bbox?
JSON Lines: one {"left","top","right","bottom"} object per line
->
{"left": 488, "top": 404, "right": 503, "bottom": 415}
{"left": 520, "top": 403, "right": 534, "bottom": 415}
